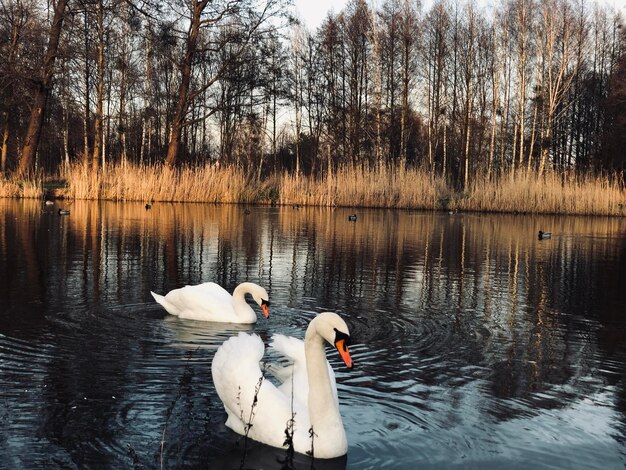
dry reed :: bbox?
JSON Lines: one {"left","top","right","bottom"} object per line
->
{"left": 0, "top": 177, "right": 43, "bottom": 198}
{"left": 458, "top": 170, "right": 626, "bottom": 216}
{"left": 2, "top": 162, "right": 625, "bottom": 216}
{"left": 278, "top": 164, "right": 450, "bottom": 209}
{"left": 61, "top": 162, "right": 256, "bottom": 203}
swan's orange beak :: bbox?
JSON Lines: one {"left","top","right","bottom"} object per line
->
{"left": 261, "top": 300, "right": 270, "bottom": 318}
{"left": 335, "top": 339, "right": 353, "bottom": 368}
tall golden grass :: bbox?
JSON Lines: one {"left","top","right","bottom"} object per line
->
{"left": 0, "top": 176, "right": 43, "bottom": 198}
{"left": 61, "top": 162, "right": 257, "bottom": 203}
{"left": 460, "top": 169, "right": 626, "bottom": 215}
{"left": 278, "top": 164, "right": 450, "bottom": 209}
{"left": 1, "top": 162, "right": 625, "bottom": 215}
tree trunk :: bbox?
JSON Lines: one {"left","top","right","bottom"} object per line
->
{"left": 17, "top": 0, "right": 68, "bottom": 176}
{"left": 371, "top": 9, "right": 383, "bottom": 166}
{"left": 119, "top": 2, "right": 130, "bottom": 167}
{"left": 165, "top": 0, "right": 207, "bottom": 166}
{"left": 1, "top": 8, "right": 24, "bottom": 175}
{"left": 92, "top": 0, "right": 105, "bottom": 172}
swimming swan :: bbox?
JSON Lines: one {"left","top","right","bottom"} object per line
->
{"left": 211, "top": 312, "right": 353, "bottom": 458}
{"left": 150, "top": 282, "right": 269, "bottom": 323}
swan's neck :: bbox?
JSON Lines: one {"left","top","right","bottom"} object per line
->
{"left": 231, "top": 283, "right": 256, "bottom": 322}
{"left": 304, "top": 332, "right": 347, "bottom": 453}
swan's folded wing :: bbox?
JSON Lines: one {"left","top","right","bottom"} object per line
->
{"left": 271, "top": 334, "right": 306, "bottom": 363}
{"left": 212, "top": 332, "right": 266, "bottom": 424}
{"left": 195, "top": 282, "right": 233, "bottom": 304}
{"left": 212, "top": 332, "right": 298, "bottom": 450}
{"left": 166, "top": 282, "right": 233, "bottom": 318}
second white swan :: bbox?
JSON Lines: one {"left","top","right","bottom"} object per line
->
{"left": 150, "top": 282, "right": 270, "bottom": 323}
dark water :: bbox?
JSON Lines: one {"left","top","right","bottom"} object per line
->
{"left": 1, "top": 199, "right": 625, "bottom": 469}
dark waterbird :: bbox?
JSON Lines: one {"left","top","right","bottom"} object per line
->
{"left": 348, "top": 214, "right": 357, "bottom": 221}
{"left": 538, "top": 230, "right": 552, "bottom": 240}
{"left": 145, "top": 203, "right": 151, "bottom": 210}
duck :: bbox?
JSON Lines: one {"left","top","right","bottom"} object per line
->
{"left": 347, "top": 214, "right": 357, "bottom": 221}
{"left": 211, "top": 312, "right": 353, "bottom": 459}
{"left": 150, "top": 282, "right": 270, "bottom": 323}
{"left": 58, "top": 208, "right": 70, "bottom": 215}
{"left": 538, "top": 230, "right": 552, "bottom": 240}
{"left": 44, "top": 200, "right": 54, "bottom": 206}
{"left": 145, "top": 203, "right": 152, "bottom": 210}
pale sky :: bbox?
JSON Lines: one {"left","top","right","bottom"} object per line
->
{"left": 294, "top": 0, "right": 349, "bottom": 29}
{"left": 294, "top": 0, "right": 626, "bottom": 30}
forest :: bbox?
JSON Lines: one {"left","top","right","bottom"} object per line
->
{"left": 0, "top": 0, "right": 625, "bottom": 209}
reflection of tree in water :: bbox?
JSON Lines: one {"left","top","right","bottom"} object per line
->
{"left": 588, "top": 235, "right": 626, "bottom": 444}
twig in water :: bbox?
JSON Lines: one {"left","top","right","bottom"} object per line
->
{"left": 127, "top": 444, "right": 142, "bottom": 470}
{"left": 279, "top": 362, "right": 296, "bottom": 470}
{"left": 238, "top": 371, "right": 265, "bottom": 470}
{"left": 307, "top": 426, "right": 317, "bottom": 468}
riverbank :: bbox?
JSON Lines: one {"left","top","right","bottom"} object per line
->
{"left": 1, "top": 162, "right": 624, "bottom": 216}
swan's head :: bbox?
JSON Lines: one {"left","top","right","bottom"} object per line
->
{"left": 251, "top": 286, "right": 271, "bottom": 319}
{"left": 312, "top": 312, "right": 353, "bottom": 369}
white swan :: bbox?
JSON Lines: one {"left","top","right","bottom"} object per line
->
{"left": 211, "top": 312, "right": 353, "bottom": 459}
{"left": 150, "top": 282, "right": 270, "bottom": 323}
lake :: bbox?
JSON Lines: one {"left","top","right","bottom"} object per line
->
{"left": 1, "top": 199, "right": 625, "bottom": 469}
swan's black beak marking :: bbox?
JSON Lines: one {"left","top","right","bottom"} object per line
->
{"left": 334, "top": 328, "right": 353, "bottom": 369}
{"left": 261, "top": 299, "right": 270, "bottom": 318}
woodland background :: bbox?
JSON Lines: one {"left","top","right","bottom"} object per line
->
{"left": 0, "top": 0, "right": 625, "bottom": 195}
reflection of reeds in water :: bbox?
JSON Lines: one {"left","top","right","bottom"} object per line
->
{"left": 61, "top": 200, "right": 246, "bottom": 239}
{"left": 62, "top": 201, "right": 623, "bottom": 271}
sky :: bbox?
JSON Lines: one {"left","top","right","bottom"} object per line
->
{"left": 294, "top": 0, "right": 626, "bottom": 30}
{"left": 293, "top": 0, "right": 349, "bottom": 29}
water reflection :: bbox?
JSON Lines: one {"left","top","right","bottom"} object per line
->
{"left": 0, "top": 199, "right": 625, "bottom": 468}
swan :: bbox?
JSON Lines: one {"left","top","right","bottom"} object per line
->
{"left": 150, "top": 282, "right": 270, "bottom": 323}
{"left": 211, "top": 312, "right": 353, "bottom": 459}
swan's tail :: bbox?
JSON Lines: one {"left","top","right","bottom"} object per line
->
{"left": 150, "top": 291, "right": 166, "bottom": 306}
{"left": 150, "top": 291, "right": 178, "bottom": 316}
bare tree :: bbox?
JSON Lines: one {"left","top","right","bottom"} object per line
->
{"left": 0, "top": 0, "right": 31, "bottom": 174}
{"left": 164, "top": 0, "right": 284, "bottom": 166}
{"left": 537, "top": 0, "right": 580, "bottom": 175}
{"left": 16, "top": 0, "right": 68, "bottom": 176}
{"left": 398, "top": 0, "right": 417, "bottom": 166}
